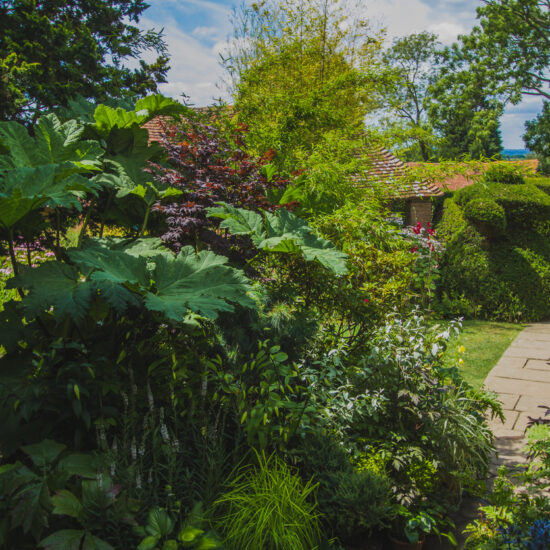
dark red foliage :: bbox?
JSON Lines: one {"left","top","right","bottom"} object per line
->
{"left": 151, "top": 118, "right": 286, "bottom": 257}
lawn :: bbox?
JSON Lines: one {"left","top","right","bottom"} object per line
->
{"left": 443, "top": 320, "right": 525, "bottom": 389}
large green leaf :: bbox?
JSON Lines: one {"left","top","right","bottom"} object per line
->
{"left": 93, "top": 95, "right": 186, "bottom": 140}
{"left": 39, "top": 529, "right": 85, "bottom": 550}
{"left": 207, "top": 204, "right": 348, "bottom": 275}
{"left": 69, "top": 243, "right": 150, "bottom": 287}
{"left": 51, "top": 490, "right": 83, "bottom": 519}
{"left": 0, "top": 115, "right": 102, "bottom": 170}
{"left": 81, "top": 534, "right": 114, "bottom": 550}
{"left": 21, "top": 439, "right": 66, "bottom": 468}
{"left": 0, "top": 165, "right": 101, "bottom": 230}
{"left": 101, "top": 155, "right": 180, "bottom": 207}
{"left": 145, "top": 508, "right": 174, "bottom": 538}
{"left": 145, "top": 247, "right": 254, "bottom": 321}
{"left": 0, "top": 121, "right": 36, "bottom": 168}
{"left": 207, "top": 204, "right": 265, "bottom": 236}
{"left": 69, "top": 242, "right": 147, "bottom": 311}
{"left": 10, "top": 262, "right": 95, "bottom": 323}
{"left": 134, "top": 94, "right": 189, "bottom": 118}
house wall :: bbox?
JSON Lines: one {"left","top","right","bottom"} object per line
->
{"left": 406, "top": 198, "right": 432, "bottom": 227}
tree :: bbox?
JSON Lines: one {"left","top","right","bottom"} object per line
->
{"left": 379, "top": 32, "right": 441, "bottom": 161}
{"left": 524, "top": 102, "right": 550, "bottom": 174}
{"left": 0, "top": 0, "right": 170, "bottom": 121}
{"left": 222, "top": 0, "right": 385, "bottom": 172}
{"left": 426, "top": 43, "right": 504, "bottom": 159}
{"left": 463, "top": 0, "right": 550, "bottom": 102}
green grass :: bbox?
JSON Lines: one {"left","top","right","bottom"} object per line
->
{"left": 442, "top": 320, "right": 525, "bottom": 389}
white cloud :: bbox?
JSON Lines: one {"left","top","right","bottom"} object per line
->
{"left": 427, "top": 22, "right": 466, "bottom": 45}
{"left": 192, "top": 25, "right": 224, "bottom": 40}
{"left": 141, "top": 17, "right": 230, "bottom": 106}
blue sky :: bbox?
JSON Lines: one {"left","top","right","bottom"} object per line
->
{"left": 140, "top": 0, "right": 543, "bottom": 148}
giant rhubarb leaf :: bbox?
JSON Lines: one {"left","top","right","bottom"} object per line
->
{"left": 144, "top": 246, "right": 254, "bottom": 321}
{"left": 207, "top": 203, "right": 348, "bottom": 275}
{"left": 10, "top": 262, "right": 94, "bottom": 323}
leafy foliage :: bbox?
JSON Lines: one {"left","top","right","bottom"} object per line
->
{"left": 150, "top": 116, "right": 286, "bottom": 254}
{"left": 524, "top": 101, "right": 550, "bottom": 175}
{"left": 207, "top": 203, "right": 348, "bottom": 275}
{"left": 0, "top": 0, "right": 170, "bottom": 120}
{"left": 224, "top": 0, "right": 385, "bottom": 171}
{"left": 438, "top": 186, "right": 550, "bottom": 321}
{"left": 214, "top": 453, "right": 322, "bottom": 550}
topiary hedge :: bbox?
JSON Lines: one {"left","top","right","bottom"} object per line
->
{"left": 528, "top": 176, "right": 550, "bottom": 196}
{"left": 454, "top": 182, "right": 550, "bottom": 229}
{"left": 463, "top": 198, "right": 506, "bottom": 238}
{"left": 482, "top": 163, "right": 526, "bottom": 185}
{"left": 437, "top": 186, "right": 550, "bottom": 321}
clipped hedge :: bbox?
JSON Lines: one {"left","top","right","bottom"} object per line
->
{"left": 463, "top": 198, "right": 506, "bottom": 238}
{"left": 528, "top": 176, "right": 550, "bottom": 196}
{"left": 482, "top": 163, "right": 526, "bottom": 185}
{"left": 454, "top": 182, "right": 550, "bottom": 229}
{"left": 437, "top": 191, "right": 550, "bottom": 321}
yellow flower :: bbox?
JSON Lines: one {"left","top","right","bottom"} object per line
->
{"left": 458, "top": 358, "right": 464, "bottom": 365}
{"left": 459, "top": 345, "right": 466, "bottom": 354}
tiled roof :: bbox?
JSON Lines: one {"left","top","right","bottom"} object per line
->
{"left": 141, "top": 106, "right": 230, "bottom": 145}
{"left": 361, "top": 147, "right": 443, "bottom": 199}
{"left": 407, "top": 159, "right": 539, "bottom": 192}
{"left": 141, "top": 119, "right": 441, "bottom": 200}
{"left": 142, "top": 116, "right": 168, "bottom": 144}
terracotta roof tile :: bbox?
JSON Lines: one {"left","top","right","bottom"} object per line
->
{"left": 407, "top": 159, "right": 539, "bottom": 192}
{"left": 360, "top": 147, "right": 443, "bottom": 199}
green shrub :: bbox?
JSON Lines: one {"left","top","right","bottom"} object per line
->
{"left": 528, "top": 176, "right": 550, "bottom": 196}
{"left": 463, "top": 198, "right": 506, "bottom": 237}
{"left": 214, "top": 453, "right": 322, "bottom": 550}
{"left": 482, "top": 163, "right": 526, "bottom": 185}
{"left": 295, "top": 435, "right": 393, "bottom": 542}
{"left": 438, "top": 196, "right": 550, "bottom": 321}
{"left": 455, "top": 182, "right": 550, "bottom": 229}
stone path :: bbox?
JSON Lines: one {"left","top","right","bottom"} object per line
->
{"left": 485, "top": 322, "right": 550, "bottom": 468}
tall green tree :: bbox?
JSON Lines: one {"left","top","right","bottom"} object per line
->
{"left": 379, "top": 32, "right": 441, "bottom": 161}
{"left": 463, "top": 0, "right": 550, "bottom": 102}
{"left": 0, "top": 0, "right": 170, "bottom": 121}
{"left": 222, "top": 0, "right": 385, "bottom": 172}
{"left": 524, "top": 102, "right": 550, "bottom": 174}
{"left": 425, "top": 36, "right": 505, "bottom": 160}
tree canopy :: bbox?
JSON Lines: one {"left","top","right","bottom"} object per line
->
{"left": 524, "top": 101, "right": 550, "bottom": 174}
{"left": 223, "top": 0, "right": 385, "bottom": 171}
{"left": 0, "top": 0, "right": 170, "bottom": 121}
{"left": 463, "top": 0, "right": 550, "bottom": 102}
{"left": 379, "top": 32, "right": 441, "bottom": 161}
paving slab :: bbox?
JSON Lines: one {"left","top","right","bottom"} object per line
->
{"left": 497, "top": 393, "right": 520, "bottom": 410}
{"left": 485, "top": 376, "right": 550, "bottom": 397}
{"left": 487, "top": 366, "right": 550, "bottom": 383}
{"left": 484, "top": 323, "right": 550, "bottom": 467}
{"left": 524, "top": 359, "right": 550, "bottom": 371}
{"left": 494, "top": 356, "right": 527, "bottom": 369}
{"left": 516, "top": 395, "right": 550, "bottom": 413}
{"left": 502, "top": 347, "right": 550, "bottom": 360}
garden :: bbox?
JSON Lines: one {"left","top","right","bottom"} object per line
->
{"left": 2, "top": 0, "right": 550, "bottom": 549}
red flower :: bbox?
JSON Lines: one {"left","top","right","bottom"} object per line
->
{"left": 410, "top": 246, "right": 419, "bottom": 253}
{"left": 412, "top": 222, "right": 422, "bottom": 235}
{"left": 364, "top": 298, "right": 369, "bottom": 303}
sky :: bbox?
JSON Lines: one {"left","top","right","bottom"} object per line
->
{"left": 138, "top": 0, "right": 544, "bottom": 149}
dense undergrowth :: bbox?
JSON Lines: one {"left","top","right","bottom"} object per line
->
{"left": 0, "top": 95, "right": 511, "bottom": 549}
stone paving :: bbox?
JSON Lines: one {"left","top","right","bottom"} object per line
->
{"left": 485, "top": 322, "right": 550, "bottom": 469}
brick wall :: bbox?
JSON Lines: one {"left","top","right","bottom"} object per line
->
{"left": 405, "top": 198, "right": 432, "bottom": 227}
